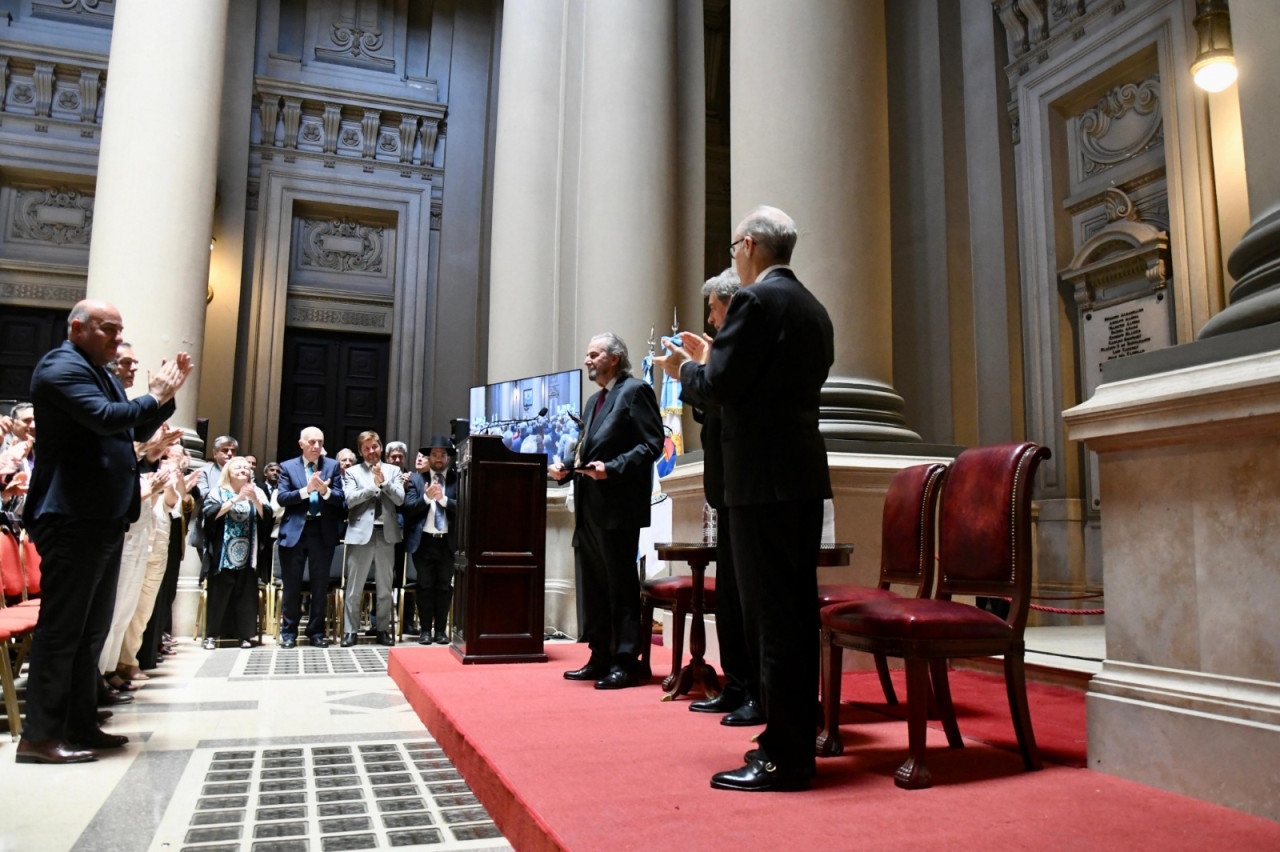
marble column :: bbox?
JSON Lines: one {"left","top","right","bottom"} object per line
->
{"left": 486, "top": 0, "right": 567, "bottom": 382}
{"left": 1198, "top": 0, "right": 1280, "bottom": 338}
{"left": 575, "top": 0, "right": 679, "bottom": 366}
{"left": 730, "top": 0, "right": 917, "bottom": 440}
{"left": 85, "top": 0, "right": 229, "bottom": 437}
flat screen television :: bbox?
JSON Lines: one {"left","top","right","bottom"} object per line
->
{"left": 468, "top": 368, "right": 582, "bottom": 466}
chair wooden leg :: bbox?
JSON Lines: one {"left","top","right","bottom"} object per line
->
{"left": 929, "top": 659, "right": 964, "bottom": 748}
{"left": 638, "top": 599, "right": 654, "bottom": 673}
{"left": 896, "top": 656, "right": 933, "bottom": 789}
{"left": 1, "top": 638, "right": 23, "bottom": 740}
{"left": 816, "top": 628, "right": 844, "bottom": 757}
{"left": 661, "top": 602, "right": 686, "bottom": 691}
{"left": 195, "top": 588, "right": 206, "bottom": 641}
{"left": 873, "top": 652, "right": 898, "bottom": 705}
{"left": 1004, "top": 651, "right": 1041, "bottom": 771}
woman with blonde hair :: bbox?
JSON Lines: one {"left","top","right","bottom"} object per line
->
{"left": 202, "top": 456, "right": 271, "bottom": 649}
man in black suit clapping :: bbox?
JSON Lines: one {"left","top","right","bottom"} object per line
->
{"left": 658, "top": 206, "right": 834, "bottom": 791}
{"left": 19, "top": 299, "right": 192, "bottom": 764}
{"left": 550, "top": 333, "right": 663, "bottom": 690}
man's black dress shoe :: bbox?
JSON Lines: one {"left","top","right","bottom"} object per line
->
{"left": 377, "top": 631, "right": 395, "bottom": 647}
{"left": 280, "top": 637, "right": 297, "bottom": 649}
{"left": 69, "top": 729, "right": 129, "bottom": 750}
{"left": 690, "top": 691, "right": 743, "bottom": 714}
{"left": 722, "top": 698, "right": 765, "bottom": 726}
{"left": 710, "top": 758, "right": 811, "bottom": 792}
{"left": 417, "top": 633, "right": 433, "bottom": 645}
{"left": 433, "top": 632, "right": 449, "bottom": 645}
{"left": 310, "top": 635, "right": 329, "bottom": 648}
{"left": 99, "top": 690, "right": 133, "bottom": 707}
{"left": 595, "top": 667, "right": 639, "bottom": 690}
{"left": 340, "top": 633, "right": 358, "bottom": 648}
{"left": 15, "top": 738, "right": 96, "bottom": 765}
{"left": 563, "top": 661, "right": 610, "bottom": 681}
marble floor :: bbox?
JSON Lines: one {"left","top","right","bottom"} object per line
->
{"left": 0, "top": 638, "right": 512, "bottom": 852}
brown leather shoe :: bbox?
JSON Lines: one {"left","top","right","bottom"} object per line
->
{"left": 15, "top": 738, "right": 97, "bottom": 765}
{"left": 68, "top": 728, "right": 129, "bottom": 750}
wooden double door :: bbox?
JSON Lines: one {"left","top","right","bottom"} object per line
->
{"left": 0, "top": 306, "right": 66, "bottom": 406}
{"left": 276, "top": 329, "right": 389, "bottom": 461}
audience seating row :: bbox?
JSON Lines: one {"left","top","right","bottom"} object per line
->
{"left": 1, "top": 527, "right": 42, "bottom": 739}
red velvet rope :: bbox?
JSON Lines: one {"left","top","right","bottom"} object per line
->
{"left": 1029, "top": 603, "right": 1105, "bottom": 615}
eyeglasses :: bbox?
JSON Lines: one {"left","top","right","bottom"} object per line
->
{"left": 729, "top": 237, "right": 746, "bottom": 258}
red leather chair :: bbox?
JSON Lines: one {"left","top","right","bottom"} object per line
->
{"left": 816, "top": 463, "right": 947, "bottom": 717}
{"left": 817, "top": 442, "right": 1049, "bottom": 789}
{"left": 21, "top": 534, "right": 41, "bottom": 598}
{"left": 1, "top": 529, "right": 24, "bottom": 603}
{"left": 639, "top": 575, "right": 716, "bottom": 688}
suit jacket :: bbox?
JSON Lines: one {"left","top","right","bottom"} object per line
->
{"left": 276, "top": 454, "right": 346, "bottom": 548}
{"left": 573, "top": 373, "right": 663, "bottom": 532}
{"left": 23, "top": 340, "right": 173, "bottom": 526}
{"left": 687, "top": 404, "right": 725, "bottom": 511}
{"left": 680, "top": 268, "right": 834, "bottom": 507}
{"left": 401, "top": 469, "right": 458, "bottom": 554}
{"left": 343, "top": 461, "right": 405, "bottom": 545}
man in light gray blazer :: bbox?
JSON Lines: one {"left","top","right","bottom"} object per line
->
{"left": 341, "top": 430, "right": 404, "bottom": 647}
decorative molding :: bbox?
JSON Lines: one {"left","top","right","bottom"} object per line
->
{"left": 10, "top": 186, "right": 94, "bottom": 246}
{"left": 78, "top": 69, "right": 99, "bottom": 122}
{"left": 299, "top": 217, "right": 386, "bottom": 274}
{"left": 32, "top": 63, "right": 54, "bottom": 117}
{"left": 286, "top": 301, "right": 391, "bottom": 333}
{"left": 30, "top": 0, "right": 116, "bottom": 28}
{"left": 0, "top": 279, "right": 85, "bottom": 304}
{"left": 1076, "top": 75, "right": 1162, "bottom": 177}
{"left": 314, "top": 3, "right": 395, "bottom": 73}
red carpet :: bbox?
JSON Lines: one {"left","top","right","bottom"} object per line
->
{"left": 390, "top": 644, "right": 1280, "bottom": 852}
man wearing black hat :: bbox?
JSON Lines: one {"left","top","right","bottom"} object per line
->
{"left": 402, "top": 437, "right": 457, "bottom": 644}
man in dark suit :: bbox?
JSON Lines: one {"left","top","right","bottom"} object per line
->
{"left": 402, "top": 437, "right": 458, "bottom": 645}
{"left": 550, "top": 333, "right": 663, "bottom": 689}
{"left": 659, "top": 205, "right": 834, "bottom": 791}
{"left": 680, "top": 268, "right": 764, "bottom": 727}
{"left": 18, "top": 299, "right": 191, "bottom": 764}
{"left": 276, "top": 426, "right": 345, "bottom": 648}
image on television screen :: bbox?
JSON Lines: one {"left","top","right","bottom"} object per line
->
{"left": 468, "top": 368, "right": 582, "bottom": 465}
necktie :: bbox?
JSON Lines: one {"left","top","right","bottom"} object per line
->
{"left": 371, "top": 464, "right": 383, "bottom": 520}
{"left": 433, "top": 473, "right": 446, "bottom": 531}
{"left": 306, "top": 462, "right": 320, "bottom": 516}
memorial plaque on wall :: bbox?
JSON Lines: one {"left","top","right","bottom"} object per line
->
{"left": 1080, "top": 291, "right": 1174, "bottom": 399}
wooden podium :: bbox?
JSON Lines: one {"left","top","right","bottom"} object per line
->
{"left": 450, "top": 434, "right": 548, "bottom": 663}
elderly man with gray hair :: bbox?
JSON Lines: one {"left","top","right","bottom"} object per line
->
{"left": 658, "top": 205, "right": 834, "bottom": 791}
{"left": 549, "top": 332, "right": 663, "bottom": 689}
{"left": 679, "top": 267, "right": 764, "bottom": 728}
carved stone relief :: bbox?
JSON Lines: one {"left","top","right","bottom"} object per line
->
{"left": 30, "top": 0, "right": 116, "bottom": 28}
{"left": 286, "top": 302, "right": 390, "bottom": 331}
{"left": 9, "top": 186, "right": 94, "bottom": 247}
{"left": 314, "top": 0, "right": 396, "bottom": 73}
{"left": 299, "top": 217, "right": 386, "bottom": 274}
{"left": 1074, "top": 75, "right": 1162, "bottom": 178}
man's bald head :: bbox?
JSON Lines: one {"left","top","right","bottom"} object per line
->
{"left": 67, "top": 299, "right": 124, "bottom": 366}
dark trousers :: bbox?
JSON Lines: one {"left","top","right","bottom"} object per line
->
{"left": 711, "top": 511, "right": 756, "bottom": 702}
{"left": 206, "top": 568, "right": 258, "bottom": 641}
{"left": 23, "top": 514, "right": 127, "bottom": 741}
{"left": 574, "top": 515, "right": 642, "bottom": 669}
{"left": 729, "top": 499, "right": 823, "bottom": 774}
{"left": 279, "top": 520, "right": 335, "bottom": 639}
{"left": 412, "top": 534, "right": 454, "bottom": 635}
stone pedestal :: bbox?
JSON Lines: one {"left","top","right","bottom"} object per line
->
{"left": 1063, "top": 349, "right": 1280, "bottom": 820}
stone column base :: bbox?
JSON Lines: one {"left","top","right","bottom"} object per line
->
{"left": 1088, "top": 661, "right": 1280, "bottom": 820}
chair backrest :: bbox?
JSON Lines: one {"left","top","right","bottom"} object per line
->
{"left": 936, "top": 442, "right": 1050, "bottom": 630}
{"left": 21, "top": 535, "right": 41, "bottom": 596}
{"left": 1, "top": 528, "right": 23, "bottom": 600}
{"left": 878, "top": 463, "right": 948, "bottom": 596}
